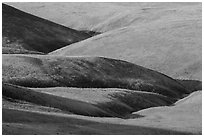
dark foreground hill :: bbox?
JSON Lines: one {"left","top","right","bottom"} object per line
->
{"left": 3, "top": 54, "right": 189, "bottom": 99}
{"left": 3, "top": 83, "right": 176, "bottom": 117}
{"left": 2, "top": 4, "right": 98, "bottom": 54}
{"left": 2, "top": 90, "right": 201, "bottom": 134}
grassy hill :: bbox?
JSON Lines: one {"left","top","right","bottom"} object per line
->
{"left": 7, "top": 3, "right": 201, "bottom": 32}
{"left": 132, "top": 91, "right": 202, "bottom": 134}
{"left": 50, "top": 17, "right": 201, "bottom": 80}
{"left": 7, "top": 3, "right": 201, "bottom": 80}
{"left": 3, "top": 108, "right": 192, "bottom": 135}
{"left": 2, "top": 4, "right": 98, "bottom": 54}
{"left": 3, "top": 54, "right": 189, "bottom": 99}
{"left": 3, "top": 83, "right": 176, "bottom": 117}
{"left": 2, "top": 3, "right": 202, "bottom": 135}
{"left": 2, "top": 90, "right": 201, "bottom": 134}
{"left": 39, "top": 3, "right": 201, "bottom": 80}
{"left": 176, "top": 79, "right": 201, "bottom": 93}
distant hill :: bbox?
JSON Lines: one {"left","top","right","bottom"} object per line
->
{"left": 6, "top": 3, "right": 201, "bottom": 80}
{"left": 2, "top": 3, "right": 202, "bottom": 135}
{"left": 7, "top": 3, "right": 201, "bottom": 32}
{"left": 50, "top": 15, "right": 201, "bottom": 80}
{"left": 2, "top": 4, "right": 98, "bottom": 54}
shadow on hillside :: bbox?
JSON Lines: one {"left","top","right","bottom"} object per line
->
{"left": 2, "top": 108, "right": 197, "bottom": 135}
{"left": 3, "top": 83, "right": 179, "bottom": 118}
{"left": 3, "top": 4, "right": 100, "bottom": 54}
{"left": 176, "top": 79, "right": 202, "bottom": 93}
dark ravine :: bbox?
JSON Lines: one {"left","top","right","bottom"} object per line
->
{"left": 2, "top": 3, "right": 99, "bottom": 54}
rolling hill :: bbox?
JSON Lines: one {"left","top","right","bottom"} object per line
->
{"left": 3, "top": 54, "right": 189, "bottom": 98}
{"left": 2, "top": 2, "right": 202, "bottom": 135}
{"left": 2, "top": 90, "right": 201, "bottom": 134}
{"left": 6, "top": 3, "right": 201, "bottom": 80}
{"left": 2, "top": 4, "right": 98, "bottom": 54}
{"left": 3, "top": 108, "right": 193, "bottom": 135}
{"left": 3, "top": 83, "right": 176, "bottom": 117}
{"left": 131, "top": 91, "right": 202, "bottom": 134}
{"left": 7, "top": 3, "right": 201, "bottom": 32}
{"left": 50, "top": 18, "right": 201, "bottom": 80}
{"left": 37, "top": 2, "right": 201, "bottom": 80}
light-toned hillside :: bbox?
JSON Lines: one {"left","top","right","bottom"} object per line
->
{"left": 7, "top": 3, "right": 201, "bottom": 80}
{"left": 130, "top": 91, "right": 202, "bottom": 134}
{"left": 49, "top": 3, "right": 201, "bottom": 80}
{"left": 7, "top": 3, "right": 201, "bottom": 32}
{"left": 50, "top": 18, "right": 201, "bottom": 80}
{"left": 2, "top": 3, "right": 202, "bottom": 135}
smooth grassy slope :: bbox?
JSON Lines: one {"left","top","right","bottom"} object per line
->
{"left": 2, "top": 4, "right": 97, "bottom": 54}
{"left": 32, "top": 87, "right": 176, "bottom": 116}
{"left": 3, "top": 97, "right": 65, "bottom": 114}
{"left": 2, "top": 91, "right": 201, "bottom": 134}
{"left": 129, "top": 91, "right": 202, "bottom": 134}
{"left": 2, "top": 83, "right": 110, "bottom": 117}
{"left": 3, "top": 108, "right": 192, "bottom": 135}
{"left": 3, "top": 54, "right": 189, "bottom": 99}
{"left": 8, "top": 3, "right": 202, "bottom": 80}
{"left": 50, "top": 19, "right": 201, "bottom": 80}
{"left": 3, "top": 83, "right": 176, "bottom": 117}
{"left": 7, "top": 3, "right": 201, "bottom": 32}
{"left": 47, "top": 3, "right": 201, "bottom": 80}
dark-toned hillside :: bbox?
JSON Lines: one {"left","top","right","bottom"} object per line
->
{"left": 3, "top": 54, "right": 188, "bottom": 99}
{"left": 2, "top": 4, "right": 98, "bottom": 54}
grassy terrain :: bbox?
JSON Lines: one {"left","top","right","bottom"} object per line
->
{"left": 2, "top": 4, "right": 98, "bottom": 54}
{"left": 39, "top": 3, "right": 201, "bottom": 80}
{"left": 131, "top": 91, "right": 202, "bottom": 134}
{"left": 3, "top": 83, "right": 111, "bottom": 117}
{"left": 2, "top": 108, "right": 193, "bottom": 135}
{"left": 2, "top": 3, "right": 202, "bottom": 135}
{"left": 3, "top": 83, "right": 176, "bottom": 117}
{"left": 7, "top": 3, "right": 201, "bottom": 32}
{"left": 3, "top": 54, "right": 189, "bottom": 98}
{"left": 2, "top": 91, "right": 201, "bottom": 134}
{"left": 3, "top": 97, "right": 65, "bottom": 114}
{"left": 176, "top": 79, "right": 202, "bottom": 93}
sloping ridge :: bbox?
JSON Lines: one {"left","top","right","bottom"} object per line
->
{"left": 3, "top": 83, "right": 176, "bottom": 117}
{"left": 2, "top": 4, "right": 98, "bottom": 54}
{"left": 49, "top": 5, "right": 201, "bottom": 81}
{"left": 3, "top": 54, "right": 188, "bottom": 99}
{"left": 131, "top": 91, "right": 202, "bottom": 134}
{"left": 175, "top": 90, "right": 201, "bottom": 106}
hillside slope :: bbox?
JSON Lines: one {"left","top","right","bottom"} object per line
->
{"left": 2, "top": 4, "right": 97, "bottom": 54}
{"left": 3, "top": 54, "right": 188, "bottom": 99}
{"left": 50, "top": 16, "right": 201, "bottom": 80}
{"left": 7, "top": 3, "right": 201, "bottom": 32}
{"left": 3, "top": 108, "right": 192, "bottom": 135}
{"left": 7, "top": 3, "right": 201, "bottom": 80}
{"left": 130, "top": 91, "right": 202, "bottom": 134}
{"left": 2, "top": 91, "right": 201, "bottom": 134}
{"left": 3, "top": 83, "right": 176, "bottom": 117}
